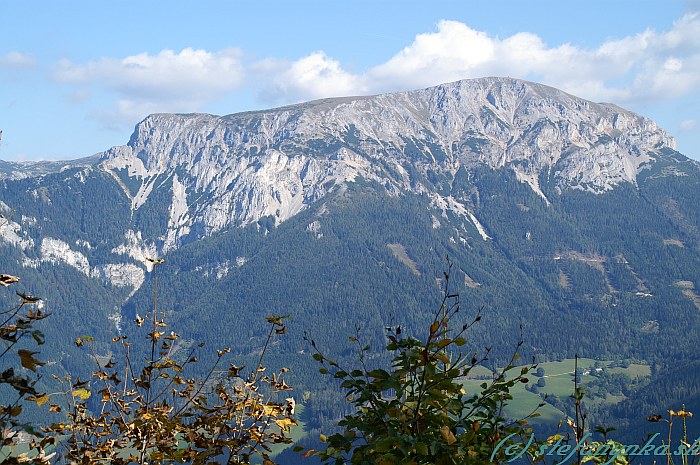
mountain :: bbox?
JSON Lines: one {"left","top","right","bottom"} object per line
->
{"left": 1, "top": 77, "right": 699, "bottom": 433}
{"left": 97, "top": 77, "right": 675, "bottom": 249}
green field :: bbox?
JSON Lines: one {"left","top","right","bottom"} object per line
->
{"left": 460, "top": 358, "right": 650, "bottom": 426}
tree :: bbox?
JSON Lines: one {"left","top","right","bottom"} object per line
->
{"left": 304, "top": 263, "right": 541, "bottom": 465}
{"left": 48, "top": 259, "right": 296, "bottom": 464}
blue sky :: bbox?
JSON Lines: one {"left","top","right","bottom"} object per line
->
{"left": 1, "top": 0, "right": 699, "bottom": 161}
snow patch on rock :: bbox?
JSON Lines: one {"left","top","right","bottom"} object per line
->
{"left": 75, "top": 239, "right": 92, "bottom": 250}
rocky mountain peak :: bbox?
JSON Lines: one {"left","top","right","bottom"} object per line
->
{"left": 95, "top": 77, "right": 679, "bottom": 250}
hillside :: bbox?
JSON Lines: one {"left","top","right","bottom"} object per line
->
{"left": 1, "top": 77, "right": 699, "bottom": 434}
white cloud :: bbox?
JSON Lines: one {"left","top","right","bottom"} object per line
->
{"left": 49, "top": 14, "right": 700, "bottom": 129}
{"left": 0, "top": 51, "right": 36, "bottom": 68}
{"left": 370, "top": 21, "right": 495, "bottom": 89}
{"left": 262, "top": 15, "right": 700, "bottom": 108}
{"left": 263, "top": 51, "right": 367, "bottom": 103}
{"left": 680, "top": 119, "right": 697, "bottom": 132}
{"left": 54, "top": 47, "right": 245, "bottom": 124}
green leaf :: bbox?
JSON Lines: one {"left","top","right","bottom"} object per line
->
{"left": 416, "top": 442, "right": 429, "bottom": 455}
{"left": 375, "top": 437, "right": 395, "bottom": 452}
{"left": 367, "top": 369, "right": 390, "bottom": 379}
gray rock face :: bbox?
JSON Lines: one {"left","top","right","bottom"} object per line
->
{"left": 90, "top": 77, "right": 676, "bottom": 248}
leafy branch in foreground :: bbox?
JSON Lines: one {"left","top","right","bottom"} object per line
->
{"left": 49, "top": 259, "right": 296, "bottom": 464}
{"left": 302, "top": 261, "right": 542, "bottom": 465}
{"left": 0, "top": 275, "right": 55, "bottom": 464}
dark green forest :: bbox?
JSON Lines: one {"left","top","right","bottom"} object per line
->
{"left": 1, "top": 147, "right": 699, "bottom": 461}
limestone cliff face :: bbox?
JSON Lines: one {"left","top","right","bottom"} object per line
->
{"left": 96, "top": 77, "right": 676, "bottom": 250}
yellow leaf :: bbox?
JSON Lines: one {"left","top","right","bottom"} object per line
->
{"left": 72, "top": 388, "right": 91, "bottom": 400}
{"left": 440, "top": 425, "right": 457, "bottom": 445}
{"left": 29, "top": 394, "right": 50, "bottom": 406}
{"left": 429, "top": 321, "right": 440, "bottom": 334}
{"left": 275, "top": 417, "right": 298, "bottom": 432}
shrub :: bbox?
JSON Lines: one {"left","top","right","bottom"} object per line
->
{"left": 0, "top": 273, "right": 55, "bottom": 464}
{"left": 304, "top": 264, "right": 540, "bottom": 465}
{"left": 48, "top": 259, "right": 296, "bottom": 464}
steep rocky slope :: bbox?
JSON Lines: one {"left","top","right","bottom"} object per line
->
{"left": 95, "top": 77, "right": 677, "bottom": 252}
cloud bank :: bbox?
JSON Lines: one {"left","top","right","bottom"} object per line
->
{"left": 0, "top": 52, "right": 36, "bottom": 69}
{"left": 272, "top": 15, "right": 700, "bottom": 106}
{"left": 54, "top": 48, "right": 244, "bottom": 125}
{"left": 53, "top": 14, "right": 700, "bottom": 127}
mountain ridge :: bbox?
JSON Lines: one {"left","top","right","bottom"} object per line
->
{"left": 88, "top": 77, "right": 681, "bottom": 253}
